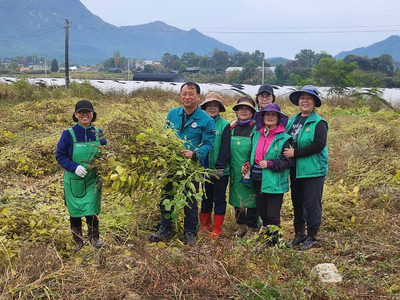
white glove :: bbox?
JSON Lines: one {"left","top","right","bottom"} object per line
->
{"left": 75, "top": 165, "right": 87, "bottom": 178}
{"left": 106, "top": 153, "right": 115, "bottom": 159}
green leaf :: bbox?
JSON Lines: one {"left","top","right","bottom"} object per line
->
{"left": 111, "top": 181, "right": 120, "bottom": 190}
{"left": 116, "top": 165, "right": 125, "bottom": 175}
{"left": 188, "top": 182, "right": 196, "bottom": 192}
{"left": 171, "top": 210, "right": 179, "bottom": 221}
{"left": 157, "top": 241, "right": 168, "bottom": 248}
{"left": 110, "top": 174, "right": 119, "bottom": 181}
{"left": 136, "top": 133, "right": 146, "bottom": 139}
{"left": 163, "top": 200, "right": 172, "bottom": 211}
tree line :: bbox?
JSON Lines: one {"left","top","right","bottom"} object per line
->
{"left": 276, "top": 50, "right": 400, "bottom": 90}
{"left": 2, "top": 48, "right": 399, "bottom": 89}
{"left": 102, "top": 48, "right": 400, "bottom": 89}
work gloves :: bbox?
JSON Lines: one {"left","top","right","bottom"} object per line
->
{"left": 75, "top": 165, "right": 87, "bottom": 178}
{"left": 214, "top": 169, "right": 224, "bottom": 179}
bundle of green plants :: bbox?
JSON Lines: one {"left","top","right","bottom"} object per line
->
{"left": 91, "top": 98, "right": 210, "bottom": 233}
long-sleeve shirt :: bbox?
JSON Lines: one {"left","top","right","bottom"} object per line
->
{"left": 56, "top": 123, "right": 107, "bottom": 172}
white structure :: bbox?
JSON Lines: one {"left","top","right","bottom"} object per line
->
{"left": 134, "top": 59, "right": 153, "bottom": 69}
{"left": 1, "top": 78, "right": 400, "bottom": 105}
{"left": 226, "top": 67, "right": 243, "bottom": 74}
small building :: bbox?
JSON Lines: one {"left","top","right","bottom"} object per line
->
{"left": 132, "top": 73, "right": 184, "bottom": 82}
{"left": 185, "top": 67, "right": 201, "bottom": 73}
{"left": 134, "top": 59, "right": 153, "bottom": 69}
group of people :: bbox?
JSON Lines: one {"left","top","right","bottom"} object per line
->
{"left": 147, "top": 82, "right": 328, "bottom": 250}
{"left": 56, "top": 81, "right": 328, "bottom": 252}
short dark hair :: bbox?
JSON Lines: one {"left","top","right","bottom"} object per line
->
{"left": 180, "top": 82, "right": 200, "bottom": 94}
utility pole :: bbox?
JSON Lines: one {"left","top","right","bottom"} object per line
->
{"left": 127, "top": 59, "right": 130, "bottom": 81}
{"left": 262, "top": 61, "right": 265, "bottom": 85}
{"left": 65, "top": 19, "right": 70, "bottom": 89}
{"left": 45, "top": 59, "right": 47, "bottom": 77}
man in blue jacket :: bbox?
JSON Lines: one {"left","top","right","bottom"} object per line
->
{"left": 148, "top": 82, "right": 216, "bottom": 245}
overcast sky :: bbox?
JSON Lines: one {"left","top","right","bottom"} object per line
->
{"left": 79, "top": 0, "right": 400, "bottom": 60}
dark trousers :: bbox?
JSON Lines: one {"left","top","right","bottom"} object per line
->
{"left": 200, "top": 175, "right": 228, "bottom": 215}
{"left": 234, "top": 206, "right": 258, "bottom": 228}
{"left": 254, "top": 181, "right": 283, "bottom": 227}
{"left": 70, "top": 215, "right": 98, "bottom": 228}
{"left": 290, "top": 168, "right": 325, "bottom": 230}
{"left": 159, "top": 180, "right": 199, "bottom": 234}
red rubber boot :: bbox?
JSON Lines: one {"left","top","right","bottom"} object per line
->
{"left": 209, "top": 215, "right": 225, "bottom": 238}
{"left": 198, "top": 212, "right": 212, "bottom": 233}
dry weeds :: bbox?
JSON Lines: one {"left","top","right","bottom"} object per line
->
{"left": 1, "top": 82, "right": 400, "bottom": 299}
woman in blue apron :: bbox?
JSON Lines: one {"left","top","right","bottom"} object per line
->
{"left": 56, "top": 100, "right": 107, "bottom": 251}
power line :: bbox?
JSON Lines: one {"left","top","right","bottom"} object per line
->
{"left": 199, "top": 29, "right": 400, "bottom": 34}
{"left": 73, "top": 24, "right": 400, "bottom": 35}
{"left": 0, "top": 25, "right": 63, "bottom": 42}
{"left": 2, "top": 23, "right": 400, "bottom": 43}
{"left": 183, "top": 24, "right": 400, "bottom": 30}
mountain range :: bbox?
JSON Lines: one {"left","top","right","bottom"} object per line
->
{"left": 335, "top": 35, "right": 400, "bottom": 62}
{"left": 0, "top": 0, "right": 239, "bottom": 65}
{"left": 0, "top": 0, "right": 399, "bottom": 65}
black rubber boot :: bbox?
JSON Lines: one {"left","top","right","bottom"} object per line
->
{"left": 184, "top": 232, "right": 196, "bottom": 245}
{"left": 71, "top": 226, "right": 84, "bottom": 251}
{"left": 286, "top": 223, "right": 306, "bottom": 248}
{"left": 299, "top": 228, "right": 319, "bottom": 250}
{"left": 148, "top": 224, "right": 172, "bottom": 242}
{"left": 88, "top": 225, "right": 104, "bottom": 248}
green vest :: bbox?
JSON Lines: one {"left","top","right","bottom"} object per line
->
{"left": 250, "top": 131, "right": 292, "bottom": 194}
{"left": 229, "top": 126, "right": 256, "bottom": 208}
{"left": 286, "top": 111, "right": 329, "bottom": 178}
{"left": 209, "top": 115, "right": 230, "bottom": 175}
{"left": 63, "top": 127, "right": 102, "bottom": 217}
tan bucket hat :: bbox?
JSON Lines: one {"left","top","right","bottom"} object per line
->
{"left": 200, "top": 92, "right": 226, "bottom": 112}
{"left": 232, "top": 97, "right": 256, "bottom": 113}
